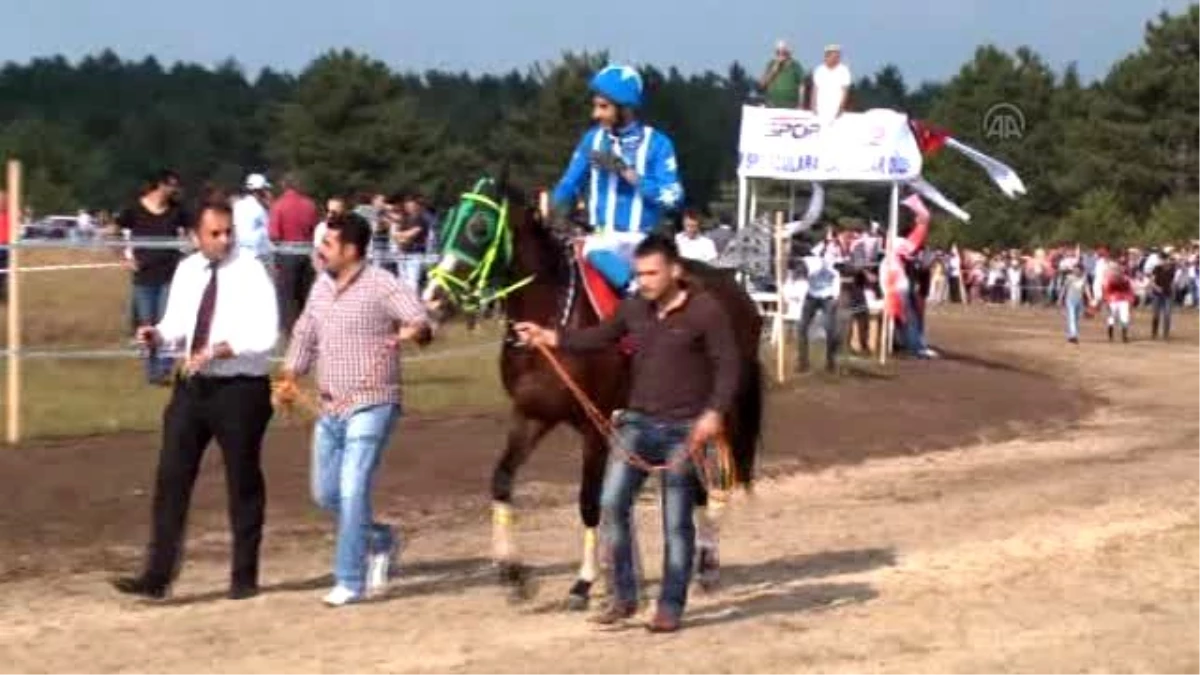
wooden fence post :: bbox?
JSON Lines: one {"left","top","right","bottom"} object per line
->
{"left": 6, "top": 159, "right": 23, "bottom": 444}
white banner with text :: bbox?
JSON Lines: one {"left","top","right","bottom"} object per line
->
{"left": 737, "top": 106, "right": 923, "bottom": 182}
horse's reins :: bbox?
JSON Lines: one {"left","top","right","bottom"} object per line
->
{"left": 529, "top": 341, "right": 738, "bottom": 496}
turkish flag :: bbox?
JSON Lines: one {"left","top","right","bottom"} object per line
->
{"left": 908, "top": 119, "right": 950, "bottom": 156}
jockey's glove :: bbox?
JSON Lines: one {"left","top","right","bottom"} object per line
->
{"left": 588, "top": 150, "right": 628, "bottom": 175}
{"left": 547, "top": 204, "right": 578, "bottom": 237}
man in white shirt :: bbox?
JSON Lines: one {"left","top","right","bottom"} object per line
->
{"left": 312, "top": 196, "right": 347, "bottom": 273}
{"left": 811, "top": 44, "right": 852, "bottom": 122}
{"left": 113, "top": 198, "right": 279, "bottom": 602}
{"left": 76, "top": 209, "right": 94, "bottom": 238}
{"left": 674, "top": 209, "right": 718, "bottom": 263}
{"left": 234, "top": 173, "right": 273, "bottom": 263}
{"left": 795, "top": 241, "right": 842, "bottom": 373}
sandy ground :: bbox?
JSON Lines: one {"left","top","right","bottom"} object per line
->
{"left": 0, "top": 308, "right": 1195, "bottom": 673}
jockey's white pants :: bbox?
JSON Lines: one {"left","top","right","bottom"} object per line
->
{"left": 583, "top": 230, "right": 646, "bottom": 289}
{"left": 1106, "top": 300, "right": 1131, "bottom": 327}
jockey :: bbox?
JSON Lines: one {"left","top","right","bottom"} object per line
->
{"left": 551, "top": 64, "right": 684, "bottom": 291}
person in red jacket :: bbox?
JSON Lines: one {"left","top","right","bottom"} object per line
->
{"left": 1103, "top": 265, "right": 1134, "bottom": 343}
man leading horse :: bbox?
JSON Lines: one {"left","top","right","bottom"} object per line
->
{"left": 515, "top": 233, "right": 740, "bottom": 633}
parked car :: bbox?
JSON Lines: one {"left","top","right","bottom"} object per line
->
{"left": 23, "top": 215, "right": 78, "bottom": 239}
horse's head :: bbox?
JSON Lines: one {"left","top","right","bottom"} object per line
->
{"left": 422, "top": 173, "right": 542, "bottom": 321}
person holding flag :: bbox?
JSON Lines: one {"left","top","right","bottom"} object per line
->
{"left": 551, "top": 64, "right": 685, "bottom": 293}
{"left": 882, "top": 193, "right": 936, "bottom": 359}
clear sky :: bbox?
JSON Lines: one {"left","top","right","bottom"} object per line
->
{"left": 1, "top": 0, "right": 1192, "bottom": 84}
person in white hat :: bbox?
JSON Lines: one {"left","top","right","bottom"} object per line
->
{"left": 811, "top": 44, "right": 852, "bottom": 122}
{"left": 234, "top": 173, "right": 273, "bottom": 263}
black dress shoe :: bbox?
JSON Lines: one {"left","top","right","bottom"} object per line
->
{"left": 112, "top": 575, "right": 168, "bottom": 600}
{"left": 227, "top": 584, "right": 259, "bottom": 601}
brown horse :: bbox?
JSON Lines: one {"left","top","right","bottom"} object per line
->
{"left": 422, "top": 175, "right": 764, "bottom": 609}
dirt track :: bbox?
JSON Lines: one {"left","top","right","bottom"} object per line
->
{"left": 0, "top": 308, "right": 1195, "bottom": 672}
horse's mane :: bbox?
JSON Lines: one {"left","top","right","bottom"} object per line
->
{"left": 500, "top": 182, "right": 570, "bottom": 282}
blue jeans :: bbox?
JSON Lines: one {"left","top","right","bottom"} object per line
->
{"left": 900, "top": 292, "right": 927, "bottom": 355}
{"left": 311, "top": 403, "right": 399, "bottom": 594}
{"left": 398, "top": 256, "right": 423, "bottom": 293}
{"left": 132, "top": 283, "right": 173, "bottom": 383}
{"left": 602, "top": 411, "right": 697, "bottom": 618}
{"left": 1151, "top": 291, "right": 1172, "bottom": 338}
{"left": 1065, "top": 297, "right": 1083, "bottom": 339}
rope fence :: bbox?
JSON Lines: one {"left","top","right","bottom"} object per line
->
{"left": 0, "top": 159, "right": 508, "bottom": 442}
{"left": 0, "top": 340, "right": 499, "bottom": 363}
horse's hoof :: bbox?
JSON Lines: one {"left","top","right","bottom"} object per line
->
{"left": 507, "top": 576, "right": 538, "bottom": 604}
{"left": 697, "top": 571, "right": 720, "bottom": 593}
{"left": 497, "top": 561, "right": 525, "bottom": 585}
{"left": 696, "top": 549, "right": 720, "bottom": 593}
{"left": 566, "top": 579, "right": 593, "bottom": 611}
{"left": 499, "top": 562, "right": 536, "bottom": 604}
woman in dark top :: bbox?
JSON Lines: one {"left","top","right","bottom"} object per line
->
{"left": 117, "top": 170, "right": 187, "bottom": 384}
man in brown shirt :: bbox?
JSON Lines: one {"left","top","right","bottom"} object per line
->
{"left": 514, "top": 234, "right": 740, "bottom": 633}
{"left": 275, "top": 211, "right": 430, "bottom": 607}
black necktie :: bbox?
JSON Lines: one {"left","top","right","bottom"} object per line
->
{"left": 190, "top": 263, "right": 218, "bottom": 354}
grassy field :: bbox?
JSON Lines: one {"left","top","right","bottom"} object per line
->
{"left": 0, "top": 332, "right": 507, "bottom": 439}
{"left": 0, "top": 249, "right": 885, "bottom": 439}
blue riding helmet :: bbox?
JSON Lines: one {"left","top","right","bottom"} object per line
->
{"left": 589, "top": 64, "right": 644, "bottom": 109}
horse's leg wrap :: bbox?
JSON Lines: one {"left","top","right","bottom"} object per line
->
{"left": 696, "top": 494, "right": 725, "bottom": 592}
{"left": 567, "top": 527, "right": 599, "bottom": 610}
{"left": 579, "top": 527, "right": 599, "bottom": 582}
{"left": 699, "top": 494, "right": 726, "bottom": 549}
{"left": 492, "top": 501, "right": 515, "bottom": 563}
{"left": 493, "top": 501, "right": 536, "bottom": 601}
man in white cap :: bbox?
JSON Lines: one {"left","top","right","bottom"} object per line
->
{"left": 234, "top": 173, "right": 272, "bottom": 263}
{"left": 811, "top": 44, "right": 852, "bottom": 122}
{"left": 759, "top": 39, "right": 804, "bottom": 109}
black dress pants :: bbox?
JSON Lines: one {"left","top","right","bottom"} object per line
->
{"left": 143, "top": 375, "right": 273, "bottom": 588}
{"left": 276, "top": 253, "right": 315, "bottom": 335}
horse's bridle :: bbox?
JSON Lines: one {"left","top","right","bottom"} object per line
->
{"left": 426, "top": 184, "right": 534, "bottom": 313}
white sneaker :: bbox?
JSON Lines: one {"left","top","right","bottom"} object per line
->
{"left": 920, "top": 348, "right": 940, "bottom": 359}
{"left": 322, "top": 586, "right": 362, "bottom": 607}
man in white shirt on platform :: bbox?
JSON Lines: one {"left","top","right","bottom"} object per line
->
{"left": 811, "top": 44, "right": 852, "bottom": 122}
{"left": 113, "top": 196, "right": 279, "bottom": 601}
{"left": 675, "top": 209, "right": 718, "bottom": 264}
{"left": 234, "top": 173, "right": 273, "bottom": 263}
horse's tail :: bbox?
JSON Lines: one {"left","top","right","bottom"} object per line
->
{"left": 731, "top": 356, "right": 765, "bottom": 490}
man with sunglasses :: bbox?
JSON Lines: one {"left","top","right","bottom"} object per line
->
{"left": 551, "top": 63, "right": 684, "bottom": 295}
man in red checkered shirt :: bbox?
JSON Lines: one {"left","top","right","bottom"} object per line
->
{"left": 277, "top": 211, "right": 431, "bottom": 607}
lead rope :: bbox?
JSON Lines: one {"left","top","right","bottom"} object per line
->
{"left": 530, "top": 341, "right": 737, "bottom": 496}
{"left": 272, "top": 341, "right": 402, "bottom": 421}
